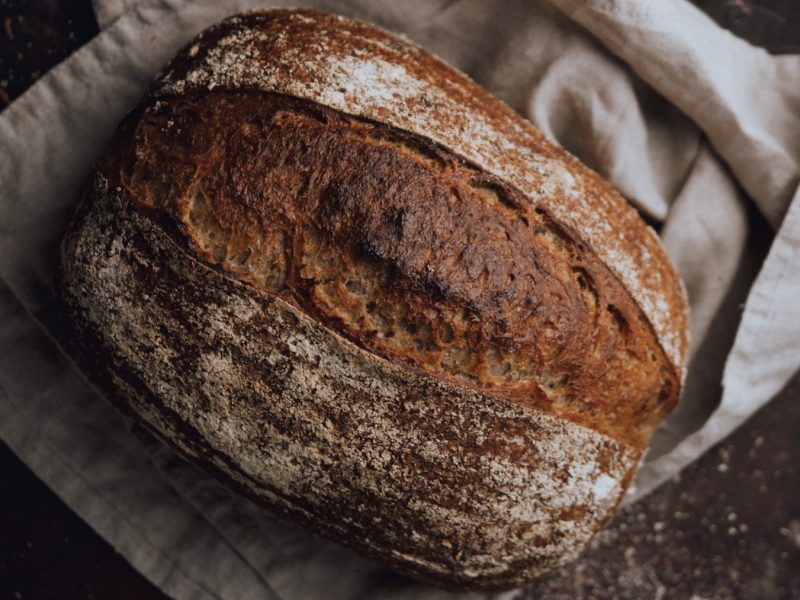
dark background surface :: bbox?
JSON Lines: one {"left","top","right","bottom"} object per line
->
{"left": 0, "top": 1, "right": 798, "bottom": 598}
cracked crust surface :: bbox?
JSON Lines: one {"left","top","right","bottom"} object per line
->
{"left": 58, "top": 9, "right": 688, "bottom": 591}
{"left": 60, "top": 176, "right": 639, "bottom": 590}
{"left": 152, "top": 9, "right": 688, "bottom": 377}
{"left": 105, "top": 90, "right": 677, "bottom": 449}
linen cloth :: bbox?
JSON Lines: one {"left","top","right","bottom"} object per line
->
{"left": 0, "top": 0, "right": 798, "bottom": 597}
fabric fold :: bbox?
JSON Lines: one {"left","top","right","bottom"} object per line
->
{"left": 1, "top": 0, "right": 798, "bottom": 597}
{"left": 549, "top": 0, "right": 800, "bottom": 228}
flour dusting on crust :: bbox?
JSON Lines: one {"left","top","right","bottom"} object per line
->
{"left": 154, "top": 10, "right": 688, "bottom": 376}
{"left": 60, "top": 176, "right": 641, "bottom": 589}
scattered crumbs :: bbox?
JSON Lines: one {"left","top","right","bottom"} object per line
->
{"left": 624, "top": 546, "right": 635, "bottom": 561}
{"left": 779, "top": 520, "right": 800, "bottom": 548}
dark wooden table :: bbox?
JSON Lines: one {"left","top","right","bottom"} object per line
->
{"left": 1, "top": 1, "right": 798, "bottom": 598}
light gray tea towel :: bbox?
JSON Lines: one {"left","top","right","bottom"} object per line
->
{"left": 1, "top": 0, "right": 798, "bottom": 598}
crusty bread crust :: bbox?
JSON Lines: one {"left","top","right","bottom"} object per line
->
{"left": 60, "top": 175, "right": 638, "bottom": 590}
{"left": 152, "top": 9, "right": 688, "bottom": 377}
{"left": 105, "top": 90, "right": 677, "bottom": 450}
{"left": 58, "top": 9, "right": 688, "bottom": 590}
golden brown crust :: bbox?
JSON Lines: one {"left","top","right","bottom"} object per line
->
{"left": 58, "top": 8, "right": 689, "bottom": 590}
{"left": 151, "top": 9, "right": 688, "bottom": 377}
{"left": 59, "top": 175, "right": 640, "bottom": 591}
{"left": 105, "top": 90, "right": 677, "bottom": 449}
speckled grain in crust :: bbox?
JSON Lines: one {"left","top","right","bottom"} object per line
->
{"left": 153, "top": 9, "right": 689, "bottom": 377}
{"left": 58, "top": 9, "right": 689, "bottom": 591}
{"left": 60, "top": 176, "right": 639, "bottom": 590}
{"left": 107, "top": 89, "right": 679, "bottom": 450}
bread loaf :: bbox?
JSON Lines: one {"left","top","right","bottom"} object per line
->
{"left": 58, "top": 9, "right": 688, "bottom": 591}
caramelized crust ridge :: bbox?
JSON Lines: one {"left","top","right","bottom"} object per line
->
{"left": 105, "top": 90, "right": 678, "bottom": 449}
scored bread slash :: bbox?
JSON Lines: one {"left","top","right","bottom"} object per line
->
{"left": 59, "top": 9, "right": 688, "bottom": 591}
{"left": 155, "top": 9, "right": 688, "bottom": 378}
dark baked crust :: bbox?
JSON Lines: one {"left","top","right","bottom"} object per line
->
{"left": 59, "top": 176, "right": 639, "bottom": 590}
{"left": 58, "top": 8, "right": 688, "bottom": 591}
{"left": 151, "top": 9, "right": 689, "bottom": 377}
{"left": 104, "top": 90, "right": 677, "bottom": 449}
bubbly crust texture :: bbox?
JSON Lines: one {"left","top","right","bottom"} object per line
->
{"left": 60, "top": 176, "right": 639, "bottom": 590}
{"left": 58, "top": 9, "right": 689, "bottom": 591}
{"left": 105, "top": 90, "right": 678, "bottom": 450}
{"left": 152, "top": 9, "right": 688, "bottom": 377}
